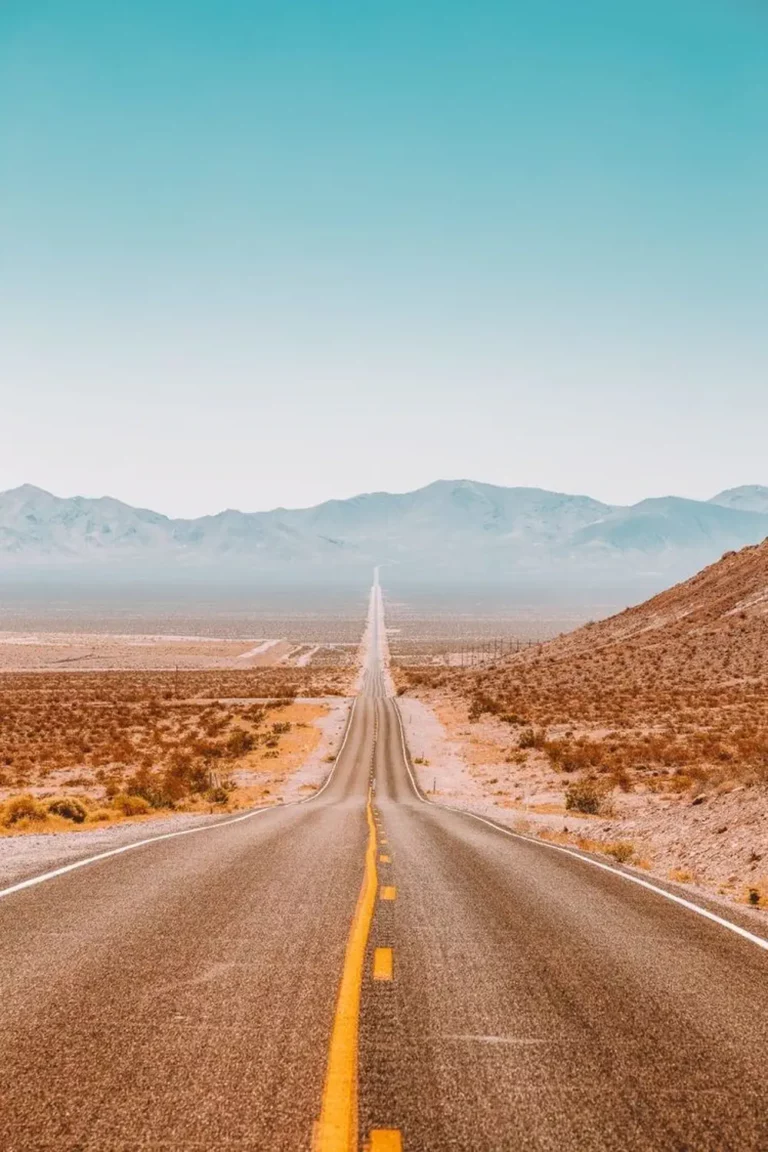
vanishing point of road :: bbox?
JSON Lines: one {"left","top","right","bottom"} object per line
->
{"left": 2, "top": 576, "right": 768, "bottom": 1150}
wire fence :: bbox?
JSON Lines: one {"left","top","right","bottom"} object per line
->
{"left": 390, "top": 636, "right": 546, "bottom": 668}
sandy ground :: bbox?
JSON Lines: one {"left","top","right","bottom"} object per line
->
{"left": 0, "top": 696, "right": 352, "bottom": 888}
{"left": 399, "top": 688, "right": 768, "bottom": 913}
{"left": 0, "top": 631, "right": 303, "bottom": 671}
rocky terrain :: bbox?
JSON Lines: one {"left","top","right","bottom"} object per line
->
{"left": 396, "top": 537, "right": 768, "bottom": 908}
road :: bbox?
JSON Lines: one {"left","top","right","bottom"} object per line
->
{"left": 2, "top": 577, "right": 768, "bottom": 1150}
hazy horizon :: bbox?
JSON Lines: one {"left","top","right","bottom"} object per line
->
{"left": 2, "top": 475, "right": 766, "bottom": 521}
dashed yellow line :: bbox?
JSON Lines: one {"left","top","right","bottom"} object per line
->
{"left": 366, "top": 1131, "right": 403, "bottom": 1151}
{"left": 373, "top": 947, "right": 394, "bottom": 981}
{"left": 314, "top": 795, "right": 378, "bottom": 1152}
{"left": 380, "top": 885, "right": 397, "bottom": 901}
{"left": 379, "top": 854, "right": 391, "bottom": 864}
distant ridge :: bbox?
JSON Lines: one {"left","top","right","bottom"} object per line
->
{"left": 0, "top": 479, "right": 766, "bottom": 583}
{"left": 709, "top": 485, "right": 768, "bottom": 515}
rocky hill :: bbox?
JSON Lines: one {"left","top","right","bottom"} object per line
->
{"left": 397, "top": 539, "right": 768, "bottom": 905}
{"left": 448, "top": 537, "right": 768, "bottom": 784}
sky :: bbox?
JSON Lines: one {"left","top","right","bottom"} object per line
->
{"left": 1, "top": 0, "right": 767, "bottom": 517}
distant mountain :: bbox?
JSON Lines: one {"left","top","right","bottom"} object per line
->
{"left": 565, "top": 496, "right": 768, "bottom": 561}
{"left": 1, "top": 479, "right": 767, "bottom": 584}
{"left": 709, "top": 486, "right": 768, "bottom": 515}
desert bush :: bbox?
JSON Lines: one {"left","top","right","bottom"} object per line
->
{"left": 111, "top": 793, "right": 151, "bottom": 817}
{"left": 564, "top": 778, "right": 602, "bottom": 815}
{"left": 226, "top": 728, "right": 255, "bottom": 756}
{"left": 604, "top": 841, "right": 634, "bottom": 864}
{"left": 0, "top": 669, "right": 337, "bottom": 819}
{"left": 518, "top": 728, "right": 545, "bottom": 750}
{"left": 468, "top": 691, "right": 502, "bottom": 721}
{"left": 159, "top": 751, "right": 210, "bottom": 803}
{"left": 2, "top": 793, "right": 48, "bottom": 826}
{"left": 501, "top": 713, "right": 527, "bottom": 726}
{"left": 46, "top": 796, "right": 88, "bottom": 823}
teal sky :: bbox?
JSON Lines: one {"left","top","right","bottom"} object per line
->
{"left": 1, "top": 1, "right": 766, "bottom": 516}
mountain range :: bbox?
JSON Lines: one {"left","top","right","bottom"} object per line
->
{"left": 1, "top": 480, "right": 767, "bottom": 585}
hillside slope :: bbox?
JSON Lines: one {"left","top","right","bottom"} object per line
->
{"left": 527, "top": 535, "right": 768, "bottom": 678}
{"left": 398, "top": 541, "right": 768, "bottom": 903}
{"left": 458, "top": 538, "right": 768, "bottom": 748}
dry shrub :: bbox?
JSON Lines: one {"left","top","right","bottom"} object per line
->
{"left": 518, "top": 727, "right": 546, "bottom": 750}
{"left": 46, "top": 796, "right": 88, "bottom": 823}
{"left": 111, "top": 793, "right": 151, "bottom": 817}
{"left": 0, "top": 670, "right": 306, "bottom": 813}
{"left": 604, "top": 841, "right": 635, "bottom": 864}
{"left": 564, "top": 778, "right": 603, "bottom": 815}
{"left": 2, "top": 793, "right": 48, "bottom": 826}
{"left": 226, "top": 728, "right": 255, "bottom": 756}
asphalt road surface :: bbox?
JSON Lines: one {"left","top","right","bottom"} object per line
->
{"left": 2, "top": 578, "right": 768, "bottom": 1151}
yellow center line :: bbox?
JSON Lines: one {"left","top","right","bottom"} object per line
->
{"left": 380, "top": 886, "right": 397, "bottom": 901}
{"left": 313, "top": 793, "right": 378, "bottom": 1152}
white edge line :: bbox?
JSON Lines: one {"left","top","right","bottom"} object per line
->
{"left": 299, "top": 695, "right": 358, "bottom": 804}
{"left": 0, "top": 696, "right": 359, "bottom": 902}
{"left": 391, "top": 698, "right": 768, "bottom": 955}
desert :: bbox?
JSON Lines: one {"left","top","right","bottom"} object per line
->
{"left": 394, "top": 539, "right": 768, "bottom": 911}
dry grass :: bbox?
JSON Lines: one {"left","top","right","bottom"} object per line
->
{"left": 0, "top": 791, "right": 157, "bottom": 833}
{"left": 0, "top": 668, "right": 339, "bottom": 825}
{"left": 536, "top": 827, "right": 638, "bottom": 866}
